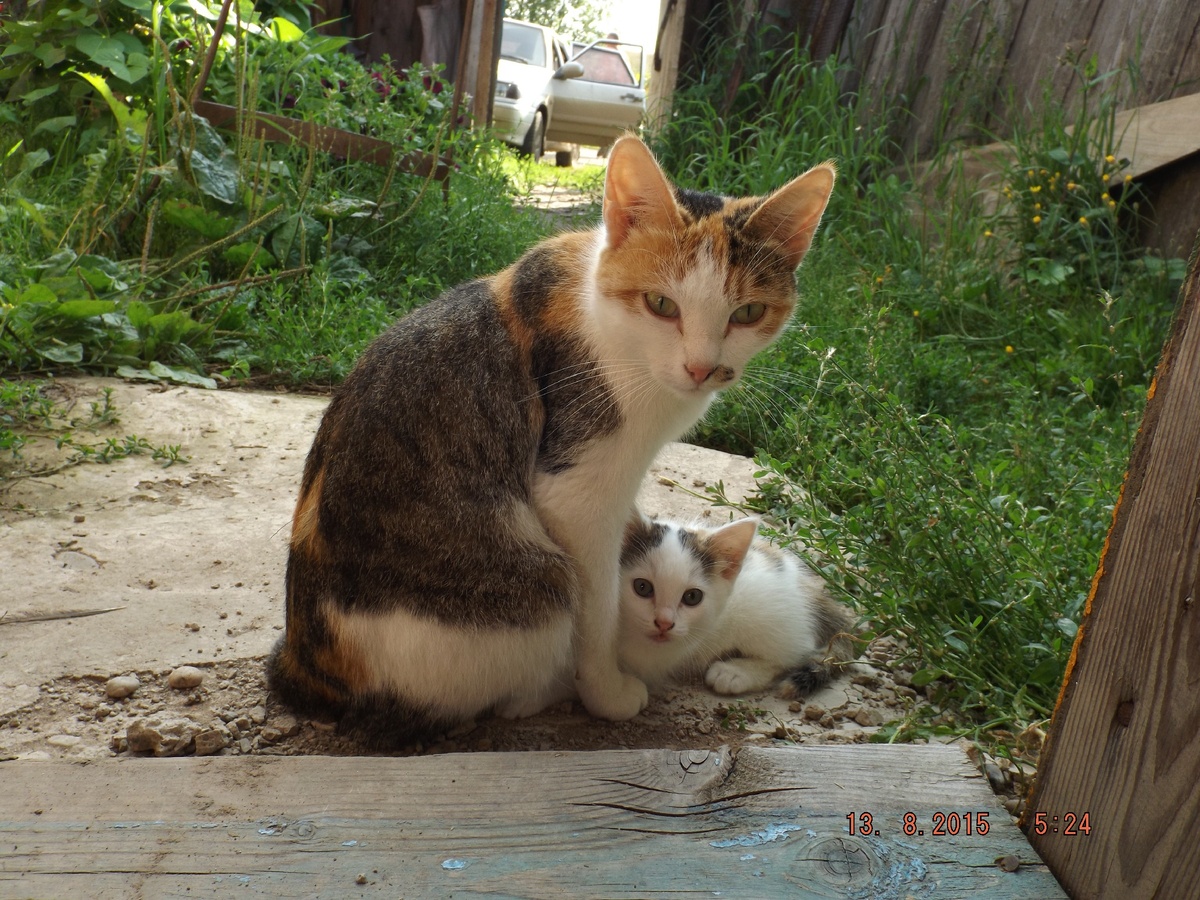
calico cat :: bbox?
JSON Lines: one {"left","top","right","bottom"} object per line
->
{"left": 266, "top": 135, "right": 835, "bottom": 747}
{"left": 618, "top": 516, "right": 855, "bottom": 696}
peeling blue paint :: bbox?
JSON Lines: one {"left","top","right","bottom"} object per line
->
{"left": 740, "top": 854, "right": 756, "bottom": 861}
{"left": 342, "top": 840, "right": 358, "bottom": 846}
{"left": 710, "top": 823, "right": 804, "bottom": 848}
{"left": 441, "top": 858, "right": 470, "bottom": 871}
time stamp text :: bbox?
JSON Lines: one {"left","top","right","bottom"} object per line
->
{"left": 846, "top": 811, "right": 1093, "bottom": 837}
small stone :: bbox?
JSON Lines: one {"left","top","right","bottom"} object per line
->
{"left": 854, "top": 708, "right": 885, "bottom": 727}
{"left": 74, "top": 514, "right": 86, "bottom": 523}
{"left": 226, "top": 720, "right": 241, "bottom": 739}
{"left": 185, "top": 622, "right": 200, "bottom": 632}
{"left": 997, "top": 855, "right": 1021, "bottom": 873}
{"left": 105, "top": 675, "right": 141, "bottom": 699}
{"left": 355, "top": 874, "right": 367, "bottom": 885}
{"left": 274, "top": 713, "right": 300, "bottom": 738}
{"left": 985, "top": 761, "right": 1008, "bottom": 793}
{"left": 126, "top": 717, "right": 201, "bottom": 757}
{"left": 788, "top": 701, "right": 803, "bottom": 713}
{"left": 850, "top": 673, "right": 878, "bottom": 686}
{"left": 804, "top": 704, "right": 825, "bottom": 721}
{"left": 819, "top": 713, "right": 835, "bottom": 728}
{"left": 47, "top": 734, "right": 82, "bottom": 749}
{"left": 773, "top": 724, "right": 788, "bottom": 739}
{"left": 110, "top": 734, "right": 128, "bottom": 753}
{"left": 238, "top": 738, "right": 252, "bottom": 754}
{"left": 167, "top": 666, "right": 205, "bottom": 690}
{"left": 248, "top": 705, "right": 267, "bottom": 725}
{"left": 697, "top": 720, "right": 714, "bottom": 735}
{"left": 260, "top": 726, "right": 282, "bottom": 744}
{"left": 235, "top": 716, "right": 252, "bottom": 732}
{"left": 78, "top": 697, "right": 97, "bottom": 710}
{"left": 194, "top": 728, "right": 230, "bottom": 756}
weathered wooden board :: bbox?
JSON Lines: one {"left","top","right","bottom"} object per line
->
{"left": 0, "top": 745, "right": 1063, "bottom": 898}
{"left": 1110, "top": 92, "right": 1200, "bottom": 181}
{"left": 1024, "top": 237, "right": 1200, "bottom": 895}
{"left": 839, "top": 0, "right": 1200, "bottom": 159}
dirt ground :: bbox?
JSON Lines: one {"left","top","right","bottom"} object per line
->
{"left": 1, "top": 376, "right": 1036, "bottom": 816}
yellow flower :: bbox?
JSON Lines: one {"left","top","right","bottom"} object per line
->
{"left": 1124, "top": 174, "right": 1133, "bottom": 182}
{"left": 1032, "top": 215, "right": 1042, "bottom": 224}
{"left": 1079, "top": 216, "right": 1088, "bottom": 225}
{"left": 983, "top": 230, "right": 994, "bottom": 238}
{"left": 1105, "top": 154, "right": 1116, "bottom": 164}
{"left": 1030, "top": 185, "right": 1042, "bottom": 193}
{"left": 1034, "top": 202, "right": 1042, "bottom": 210}
{"left": 1101, "top": 192, "right": 1110, "bottom": 201}
{"left": 1005, "top": 345, "right": 1014, "bottom": 354}
{"left": 1067, "top": 182, "right": 1078, "bottom": 190}
{"left": 1108, "top": 199, "right": 1117, "bottom": 209}
{"left": 913, "top": 309, "right": 920, "bottom": 318}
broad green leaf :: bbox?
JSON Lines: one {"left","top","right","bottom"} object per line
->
{"left": 270, "top": 16, "right": 305, "bottom": 41}
{"left": 147, "top": 310, "right": 203, "bottom": 344}
{"left": 76, "top": 71, "right": 146, "bottom": 139}
{"left": 222, "top": 241, "right": 275, "bottom": 270}
{"left": 76, "top": 33, "right": 132, "bottom": 82}
{"left": 40, "top": 343, "right": 84, "bottom": 363}
{"left": 55, "top": 299, "right": 120, "bottom": 319}
{"left": 14, "top": 283, "right": 57, "bottom": 306}
{"left": 18, "top": 148, "right": 51, "bottom": 175}
{"left": 148, "top": 361, "right": 217, "bottom": 389}
{"left": 160, "top": 198, "right": 237, "bottom": 239}
{"left": 20, "top": 85, "right": 59, "bottom": 104}
{"left": 116, "top": 365, "right": 161, "bottom": 382}
{"left": 33, "top": 115, "right": 77, "bottom": 135}
{"left": 126, "top": 299, "right": 154, "bottom": 330}
{"left": 314, "top": 197, "right": 377, "bottom": 220}
{"left": 32, "top": 43, "right": 67, "bottom": 67}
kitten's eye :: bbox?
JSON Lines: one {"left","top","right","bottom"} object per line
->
{"left": 645, "top": 292, "right": 680, "bottom": 319}
{"left": 730, "top": 302, "right": 766, "bottom": 325}
{"left": 681, "top": 588, "right": 704, "bottom": 607}
{"left": 632, "top": 578, "right": 654, "bottom": 598}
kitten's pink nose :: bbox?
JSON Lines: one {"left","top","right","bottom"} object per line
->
{"left": 685, "top": 363, "right": 715, "bottom": 384}
{"left": 654, "top": 616, "right": 675, "bottom": 633}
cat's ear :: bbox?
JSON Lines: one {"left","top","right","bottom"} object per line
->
{"left": 744, "top": 162, "right": 836, "bottom": 270}
{"left": 602, "top": 136, "right": 682, "bottom": 250}
{"left": 705, "top": 517, "right": 759, "bottom": 580}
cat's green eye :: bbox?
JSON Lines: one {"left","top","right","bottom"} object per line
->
{"left": 645, "top": 292, "right": 680, "bottom": 319}
{"left": 633, "top": 578, "right": 655, "bottom": 598}
{"left": 730, "top": 302, "right": 766, "bottom": 325}
{"left": 681, "top": 588, "right": 704, "bottom": 607}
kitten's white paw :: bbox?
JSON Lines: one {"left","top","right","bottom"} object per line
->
{"left": 706, "top": 660, "right": 771, "bottom": 695}
{"left": 578, "top": 671, "right": 649, "bottom": 721}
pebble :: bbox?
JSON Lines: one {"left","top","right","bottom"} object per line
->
{"left": 274, "top": 714, "right": 300, "bottom": 738}
{"left": 167, "top": 666, "right": 205, "bottom": 690}
{"left": 249, "top": 705, "right": 267, "bottom": 726}
{"left": 126, "top": 717, "right": 202, "bottom": 757}
{"left": 105, "top": 675, "right": 141, "bottom": 699}
{"left": 238, "top": 738, "right": 252, "bottom": 754}
{"left": 194, "top": 728, "right": 230, "bottom": 756}
{"left": 854, "top": 708, "right": 885, "bottom": 727}
{"left": 260, "top": 726, "right": 282, "bottom": 744}
{"left": 804, "top": 704, "right": 825, "bottom": 721}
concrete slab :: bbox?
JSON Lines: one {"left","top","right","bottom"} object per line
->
{"left": 1, "top": 378, "right": 761, "bottom": 716}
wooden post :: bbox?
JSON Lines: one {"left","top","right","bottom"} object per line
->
{"left": 1024, "top": 233, "right": 1200, "bottom": 898}
{"left": 646, "top": 0, "right": 686, "bottom": 135}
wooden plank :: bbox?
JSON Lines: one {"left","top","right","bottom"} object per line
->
{"left": 1111, "top": 92, "right": 1200, "bottom": 181}
{"left": 0, "top": 745, "right": 1063, "bottom": 898}
{"left": 192, "top": 101, "right": 450, "bottom": 181}
{"left": 646, "top": 0, "right": 686, "bottom": 135}
{"left": 1025, "top": 239, "right": 1200, "bottom": 897}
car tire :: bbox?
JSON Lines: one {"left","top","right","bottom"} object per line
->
{"left": 519, "top": 110, "right": 546, "bottom": 160}
{"left": 555, "top": 147, "right": 577, "bottom": 167}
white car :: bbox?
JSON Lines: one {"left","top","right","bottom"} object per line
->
{"left": 493, "top": 19, "right": 646, "bottom": 165}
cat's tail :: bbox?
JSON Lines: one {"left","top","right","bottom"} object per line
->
{"left": 780, "top": 591, "right": 857, "bottom": 699}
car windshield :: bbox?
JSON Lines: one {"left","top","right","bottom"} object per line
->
{"left": 501, "top": 22, "right": 545, "bottom": 66}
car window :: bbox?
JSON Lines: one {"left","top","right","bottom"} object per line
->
{"left": 501, "top": 22, "right": 545, "bottom": 67}
{"left": 571, "top": 47, "right": 637, "bottom": 86}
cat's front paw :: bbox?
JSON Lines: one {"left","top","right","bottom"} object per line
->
{"left": 578, "top": 671, "right": 648, "bottom": 721}
{"left": 706, "top": 660, "right": 772, "bottom": 695}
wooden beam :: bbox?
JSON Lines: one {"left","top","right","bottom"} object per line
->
{"left": 1110, "top": 91, "right": 1200, "bottom": 181}
{"left": 1, "top": 745, "right": 1064, "bottom": 897}
{"left": 1025, "top": 234, "right": 1200, "bottom": 897}
{"left": 192, "top": 100, "right": 450, "bottom": 181}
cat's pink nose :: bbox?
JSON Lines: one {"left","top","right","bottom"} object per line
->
{"left": 655, "top": 616, "right": 675, "bottom": 632}
{"left": 685, "top": 363, "right": 715, "bottom": 384}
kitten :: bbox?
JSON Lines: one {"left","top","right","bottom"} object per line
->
{"left": 266, "top": 135, "right": 835, "bottom": 748}
{"left": 619, "top": 516, "right": 855, "bottom": 696}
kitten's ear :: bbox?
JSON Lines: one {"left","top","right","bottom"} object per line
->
{"left": 744, "top": 162, "right": 836, "bottom": 270}
{"left": 603, "top": 136, "right": 682, "bottom": 250}
{"left": 706, "top": 517, "right": 759, "bottom": 580}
